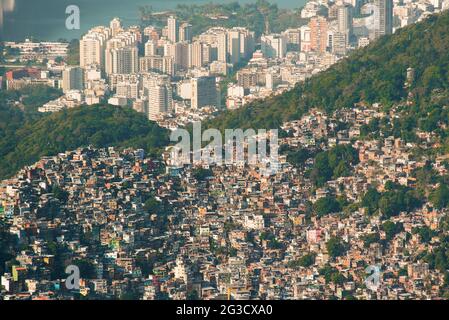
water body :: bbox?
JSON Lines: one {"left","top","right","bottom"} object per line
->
{"left": 0, "top": 0, "right": 306, "bottom": 41}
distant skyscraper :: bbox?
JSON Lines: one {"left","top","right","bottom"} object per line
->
{"left": 238, "top": 28, "right": 255, "bottom": 60}
{"left": 191, "top": 76, "right": 217, "bottom": 109}
{"left": 300, "top": 25, "right": 311, "bottom": 52}
{"left": 145, "top": 40, "right": 158, "bottom": 56}
{"left": 191, "top": 41, "right": 204, "bottom": 68}
{"left": 62, "top": 66, "right": 84, "bottom": 93}
{"left": 309, "top": 16, "right": 329, "bottom": 53}
{"left": 179, "top": 23, "right": 193, "bottom": 42}
{"left": 147, "top": 77, "right": 173, "bottom": 120}
{"left": 337, "top": 4, "right": 353, "bottom": 45}
{"left": 144, "top": 26, "right": 160, "bottom": 42}
{"left": 139, "top": 56, "right": 174, "bottom": 76}
{"left": 373, "top": 0, "right": 393, "bottom": 38}
{"left": 217, "top": 32, "right": 228, "bottom": 63}
{"left": 227, "top": 29, "right": 241, "bottom": 65}
{"left": 80, "top": 26, "right": 111, "bottom": 71}
{"left": 107, "top": 46, "right": 138, "bottom": 75}
{"left": 80, "top": 35, "right": 104, "bottom": 70}
{"left": 261, "top": 34, "right": 287, "bottom": 59}
{"left": 167, "top": 16, "right": 179, "bottom": 43}
{"left": 110, "top": 17, "right": 123, "bottom": 37}
{"left": 165, "top": 42, "right": 190, "bottom": 71}
{"left": 105, "top": 33, "right": 139, "bottom": 75}
{"left": 328, "top": 29, "right": 347, "bottom": 55}
{"left": 282, "top": 28, "right": 302, "bottom": 51}
{"left": 128, "top": 25, "right": 143, "bottom": 43}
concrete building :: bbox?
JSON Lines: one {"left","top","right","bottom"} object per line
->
{"left": 261, "top": 34, "right": 287, "bottom": 59}
{"left": 191, "top": 76, "right": 217, "bottom": 109}
{"left": 62, "top": 66, "right": 84, "bottom": 93}
{"left": 167, "top": 16, "right": 179, "bottom": 43}
{"left": 179, "top": 23, "right": 193, "bottom": 43}
{"left": 373, "top": 0, "right": 393, "bottom": 38}
{"left": 309, "top": 16, "right": 329, "bottom": 53}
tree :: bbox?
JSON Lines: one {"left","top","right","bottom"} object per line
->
{"left": 187, "top": 290, "right": 200, "bottom": 300}
{"left": 430, "top": 184, "right": 449, "bottom": 209}
{"left": 144, "top": 197, "right": 162, "bottom": 214}
{"left": 193, "top": 168, "right": 213, "bottom": 181}
{"left": 310, "top": 145, "right": 359, "bottom": 187}
{"left": 298, "top": 253, "right": 316, "bottom": 267}
{"left": 313, "top": 196, "right": 341, "bottom": 217}
{"left": 326, "top": 237, "right": 347, "bottom": 258}
{"left": 382, "top": 221, "right": 403, "bottom": 241}
{"left": 52, "top": 184, "right": 69, "bottom": 203}
{"left": 361, "top": 232, "right": 380, "bottom": 248}
{"left": 361, "top": 187, "right": 381, "bottom": 215}
{"left": 286, "top": 148, "right": 311, "bottom": 168}
{"left": 412, "top": 226, "right": 435, "bottom": 243}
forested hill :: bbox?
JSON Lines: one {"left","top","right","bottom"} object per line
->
{"left": 204, "top": 11, "right": 449, "bottom": 132}
{"left": 0, "top": 105, "right": 169, "bottom": 179}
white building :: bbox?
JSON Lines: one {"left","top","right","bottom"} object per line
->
{"left": 261, "top": 34, "right": 287, "bottom": 59}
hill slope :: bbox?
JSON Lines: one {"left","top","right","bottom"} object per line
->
{"left": 0, "top": 105, "right": 169, "bottom": 179}
{"left": 205, "top": 11, "right": 449, "bottom": 131}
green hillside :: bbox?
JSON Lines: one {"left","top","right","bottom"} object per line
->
{"left": 0, "top": 104, "right": 169, "bottom": 179}
{"left": 204, "top": 11, "right": 449, "bottom": 132}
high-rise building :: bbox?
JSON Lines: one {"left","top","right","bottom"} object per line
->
{"left": 62, "top": 66, "right": 84, "bottom": 93}
{"left": 217, "top": 32, "right": 228, "bottom": 63}
{"left": 282, "top": 28, "right": 301, "bottom": 51}
{"left": 373, "top": 0, "right": 393, "bottom": 38}
{"left": 226, "top": 28, "right": 255, "bottom": 65}
{"left": 179, "top": 23, "right": 193, "bottom": 43}
{"left": 227, "top": 29, "right": 241, "bottom": 65}
{"left": 237, "top": 28, "right": 255, "bottom": 60}
{"left": 328, "top": 29, "right": 347, "bottom": 55}
{"left": 107, "top": 46, "right": 138, "bottom": 75}
{"left": 337, "top": 4, "right": 353, "bottom": 45}
{"left": 105, "top": 33, "right": 139, "bottom": 75}
{"left": 139, "top": 56, "right": 174, "bottom": 76}
{"left": 144, "top": 26, "right": 160, "bottom": 42}
{"left": 80, "top": 27, "right": 111, "bottom": 70}
{"left": 167, "top": 16, "right": 179, "bottom": 43}
{"left": 300, "top": 25, "right": 311, "bottom": 52}
{"left": 191, "top": 41, "right": 204, "bottom": 68}
{"left": 145, "top": 40, "right": 158, "bottom": 56}
{"left": 146, "top": 76, "right": 173, "bottom": 120}
{"left": 110, "top": 17, "right": 123, "bottom": 37}
{"left": 128, "top": 25, "right": 143, "bottom": 43}
{"left": 164, "top": 42, "right": 191, "bottom": 71}
{"left": 309, "top": 16, "right": 329, "bottom": 53}
{"left": 191, "top": 76, "right": 217, "bottom": 109}
{"left": 116, "top": 80, "right": 139, "bottom": 99}
{"left": 261, "top": 34, "right": 287, "bottom": 59}
{"left": 202, "top": 43, "right": 212, "bottom": 65}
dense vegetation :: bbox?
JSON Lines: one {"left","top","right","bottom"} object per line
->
{"left": 67, "top": 39, "right": 80, "bottom": 66}
{"left": 326, "top": 237, "right": 347, "bottom": 258}
{"left": 309, "top": 145, "right": 359, "bottom": 187}
{"left": 0, "top": 85, "right": 63, "bottom": 113}
{"left": 0, "top": 104, "right": 169, "bottom": 179}
{"left": 361, "top": 182, "right": 422, "bottom": 218}
{"left": 313, "top": 196, "right": 342, "bottom": 217}
{"left": 204, "top": 11, "right": 449, "bottom": 133}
